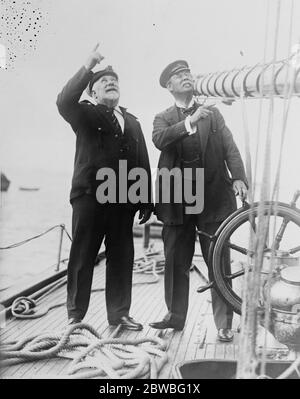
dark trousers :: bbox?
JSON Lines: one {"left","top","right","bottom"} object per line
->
{"left": 67, "top": 195, "right": 135, "bottom": 322}
{"left": 162, "top": 214, "right": 233, "bottom": 329}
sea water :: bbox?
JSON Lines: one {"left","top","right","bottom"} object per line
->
{"left": 0, "top": 169, "right": 73, "bottom": 291}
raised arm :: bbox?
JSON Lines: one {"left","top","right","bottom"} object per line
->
{"left": 152, "top": 113, "right": 189, "bottom": 150}
{"left": 152, "top": 104, "right": 214, "bottom": 151}
{"left": 56, "top": 44, "right": 105, "bottom": 129}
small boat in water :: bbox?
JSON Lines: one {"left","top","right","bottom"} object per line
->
{"left": 19, "top": 187, "right": 40, "bottom": 191}
{"left": 1, "top": 173, "right": 10, "bottom": 192}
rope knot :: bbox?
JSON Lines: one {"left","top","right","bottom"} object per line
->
{"left": 11, "top": 297, "right": 36, "bottom": 316}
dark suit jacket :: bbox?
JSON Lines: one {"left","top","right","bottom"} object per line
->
{"left": 57, "top": 67, "right": 153, "bottom": 210}
{"left": 152, "top": 105, "right": 247, "bottom": 225}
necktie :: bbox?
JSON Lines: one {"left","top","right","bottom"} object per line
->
{"left": 107, "top": 108, "right": 123, "bottom": 136}
{"left": 106, "top": 107, "right": 129, "bottom": 154}
{"left": 180, "top": 103, "right": 199, "bottom": 116}
{"left": 97, "top": 104, "right": 123, "bottom": 136}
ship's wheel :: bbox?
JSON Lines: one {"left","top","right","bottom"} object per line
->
{"left": 199, "top": 193, "right": 300, "bottom": 315}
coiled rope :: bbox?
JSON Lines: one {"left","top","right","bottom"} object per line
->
{"left": 0, "top": 323, "right": 169, "bottom": 379}
{"left": 11, "top": 296, "right": 65, "bottom": 319}
{"left": 133, "top": 244, "right": 165, "bottom": 277}
{"left": 8, "top": 246, "right": 166, "bottom": 320}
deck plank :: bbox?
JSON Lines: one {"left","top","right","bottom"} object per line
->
{"left": 215, "top": 344, "right": 226, "bottom": 359}
{"left": 193, "top": 299, "right": 210, "bottom": 359}
{"left": 1, "top": 279, "right": 68, "bottom": 339}
{"left": 1, "top": 247, "right": 298, "bottom": 380}
{"left": 204, "top": 343, "right": 216, "bottom": 359}
{"left": 1, "top": 306, "right": 67, "bottom": 378}
{"left": 0, "top": 301, "right": 67, "bottom": 377}
{"left": 0, "top": 262, "right": 106, "bottom": 378}
{"left": 19, "top": 259, "right": 166, "bottom": 378}
{"left": 184, "top": 296, "right": 210, "bottom": 360}
{"left": 159, "top": 275, "right": 208, "bottom": 378}
{"left": 224, "top": 344, "right": 235, "bottom": 360}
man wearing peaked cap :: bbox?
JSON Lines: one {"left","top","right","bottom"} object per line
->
{"left": 56, "top": 44, "right": 153, "bottom": 331}
{"left": 86, "top": 65, "right": 118, "bottom": 97}
{"left": 159, "top": 60, "right": 190, "bottom": 88}
{"left": 149, "top": 60, "right": 247, "bottom": 341}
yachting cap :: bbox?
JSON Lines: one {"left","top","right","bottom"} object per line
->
{"left": 159, "top": 60, "right": 190, "bottom": 88}
{"left": 87, "top": 65, "right": 118, "bottom": 96}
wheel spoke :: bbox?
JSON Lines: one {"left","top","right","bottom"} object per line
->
{"left": 212, "top": 203, "right": 300, "bottom": 315}
{"left": 225, "top": 269, "right": 245, "bottom": 281}
{"left": 288, "top": 245, "right": 300, "bottom": 255}
{"left": 227, "top": 242, "right": 252, "bottom": 256}
{"left": 272, "top": 217, "right": 290, "bottom": 251}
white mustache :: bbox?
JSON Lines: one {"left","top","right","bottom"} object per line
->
{"left": 105, "top": 85, "right": 118, "bottom": 91}
{"left": 182, "top": 80, "right": 192, "bottom": 85}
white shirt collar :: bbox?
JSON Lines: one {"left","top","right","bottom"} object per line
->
{"left": 175, "top": 98, "right": 195, "bottom": 109}
{"left": 113, "top": 105, "right": 124, "bottom": 133}
{"left": 114, "top": 105, "right": 123, "bottom": 115}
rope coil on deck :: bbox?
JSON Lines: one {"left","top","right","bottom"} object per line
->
{"left": 8, "top": 245, "right": 166, "bottom": 320}
{"left": 133, "top": 243, "right": 165, "bottom": 276}
{"left": 11, "top": 296, "right": 65, "bottom": 319}
{"left": 0, "top": 323, "right": 169, "bottom": 379}
{"left": 0, "top": 229, "right": 168, "bottom": 377}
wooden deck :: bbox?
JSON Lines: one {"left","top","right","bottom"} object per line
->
{"left": 0, "top": 239, "right": 294, "bottom": 379}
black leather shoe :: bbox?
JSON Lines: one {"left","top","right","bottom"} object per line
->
{"left": 109, "top": 316, "right": 143, "bottom": 331}
{"left": 217, "top": 328, "right": 234, "bottom": 342}
{"left": 67, "top": 317, "right": 82, "bottom": 325}
{"left": 149, "top": 320, "right": 184, "bottom": 331}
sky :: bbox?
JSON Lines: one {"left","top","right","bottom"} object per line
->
{"left": 1, "top": 0, "right": 300, "bottom": 200}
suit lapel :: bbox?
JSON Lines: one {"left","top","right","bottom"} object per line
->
{"left": 120, "top": 106, "right": 128, "bottom": 132}
{"left": 94, "top": 104, "right": 115, "bottom": 131}
{"left": 166, "top": 105, "right": 181, "bottom": 124}
{"left": 165, "top": 106, "right": 183, "bottom": 158}
{"left": 120, "top": 107, "right": 140, "bottom": 141}
{"left": 120, "top": 106, "right": 127, "bottom": 121}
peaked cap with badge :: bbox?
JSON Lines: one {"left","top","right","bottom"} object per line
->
{"left": 86, "top": 65, "right": 119, "bottom": 96}
{"left": 159, "top": 60, "right": 190, "bottom": 88}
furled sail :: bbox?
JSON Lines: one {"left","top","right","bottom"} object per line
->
{"left": 194, "top": 52, "right": 300, "bottom": 99}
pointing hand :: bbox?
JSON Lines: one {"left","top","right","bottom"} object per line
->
{"left": 190, "top": 105, "right": 213, "bottom": 126}
{"left": 84, "top": 43, "right": 105, "bottom": 71}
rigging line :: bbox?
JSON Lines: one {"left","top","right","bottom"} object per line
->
{"left": 259, "top": 0, "right": 286, "bottom": 378}
{"left": 269, "top": 1, "right": 296, "bottom": 258}
{"left": 237, "top": 98, "right": 262, "bottom": 377}
{"left": 240, "top": 93, "right": 252, "bottom": 201}
{"left": 252, "top": 0, "right": 271, "bottom": 201}
{"left": 271, "top": 1, "right": 296, "bottom": 201}
{"left": 239, "top": 0, "right": 272, "bottom": 249}
{"left": 247, "top": 0, "right": 272, "bottom": 313}
{"left": 238, "top": 91, "right": 260, "bottom": 378}
{"left": 261, "top": 1, "right": 296, "bottom": 377}
{"left": 0, "top": 224, "right": 65, "bottom": 250}
{"left": 237, "top": 0, "right": 282, "bottom": 379}
{"left": 259, "top": 0, "right": 281, "bottom": 204}
{"left": 247, "top": 0, "right": 271, "bottom": 265}
{"left": 256, "top": 0, "right": 281, "bottom": 261}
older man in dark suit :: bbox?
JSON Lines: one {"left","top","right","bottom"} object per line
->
{"left": 57, "top": 45, "right": 153, "bottom": 330}
{"left": 149, "top": 60, "right": 247, "bottom": 341}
